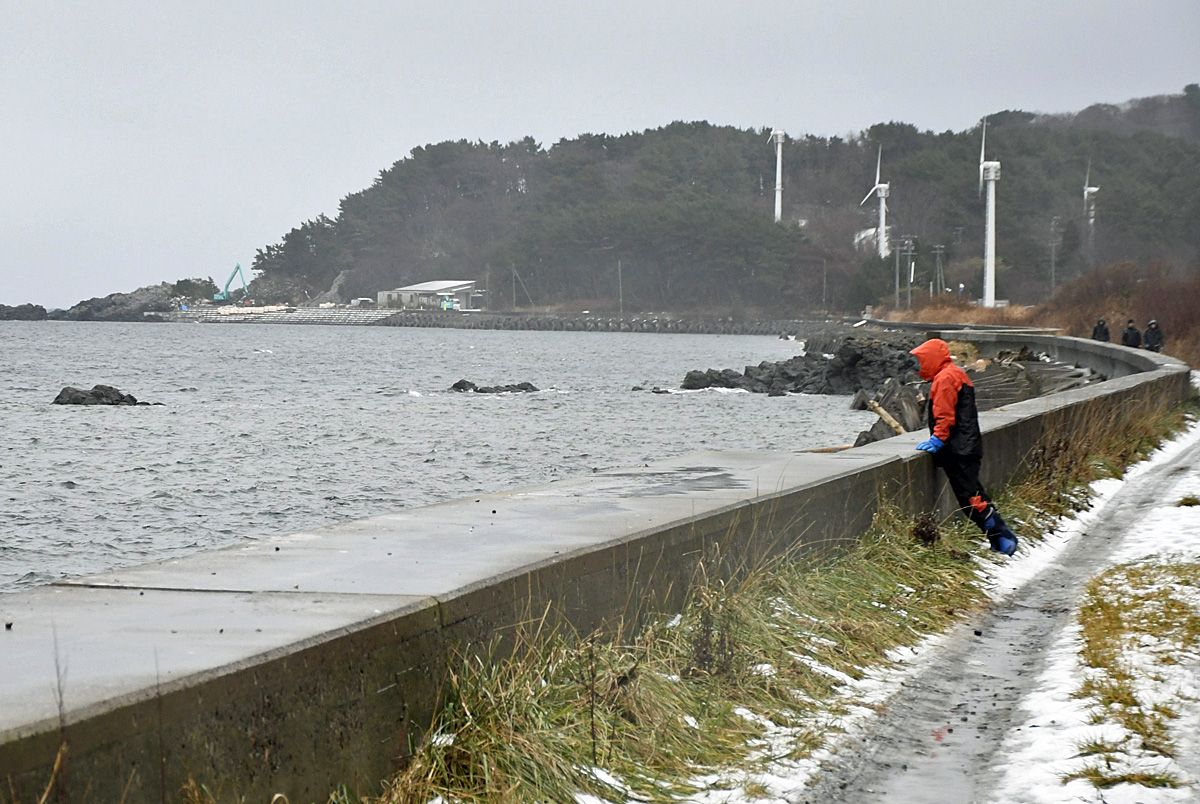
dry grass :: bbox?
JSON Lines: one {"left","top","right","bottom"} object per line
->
{"left": 376, "top": 510, "right": 986, "bottom": 803}
{"left": 1065, "top": 560, "right": 1200, "bottom": 790}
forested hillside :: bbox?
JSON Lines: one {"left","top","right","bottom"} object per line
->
{"left": 250, "top": 86, "right": 1200, "bottom": 314}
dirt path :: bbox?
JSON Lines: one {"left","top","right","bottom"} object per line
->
{"left": 794, "top": 436, "right": 1200, "bottom": 804}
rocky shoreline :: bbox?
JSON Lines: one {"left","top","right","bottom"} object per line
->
{"left": 0, "top": 303, "right": 47, "bottom": 321}
{"left": 680, "top": 335, "right": 921, "bottom": 397}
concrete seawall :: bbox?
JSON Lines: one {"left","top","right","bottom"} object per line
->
{"left": 0, "top": 333, "right": 1190, "bottom": 800}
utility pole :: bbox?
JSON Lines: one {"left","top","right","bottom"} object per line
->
{"left": 617, "top": 259, "right": 623, "bottom": 317}
{"left": 1048, "top": 216, "right": 1062, "bottom": 294}
{"left": 901, "top": 235, "right": 917, "bottom": 309}
{"left": 932, "top": 244, "right": 946, "bottom": 295}
{"left": 893, "top": 239, "right": 900, "bottom": 309}
{"left": 512, "top": 265, "right": 517, "bottom": 311}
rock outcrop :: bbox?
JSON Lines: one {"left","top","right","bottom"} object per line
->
{"left": 0, "top": 303, "right": 48, "bottom": 321}
{"left": 49, "top": 284, "right": 176, "bottom": 322}
{"left": 450, "top": 379, "right": 540, "bottom": 394}
{"left": 52, "top": 385, "right": 160, "bottom": 405}
{"left": 681, "top": 336, "right": 920, "bottom": 396}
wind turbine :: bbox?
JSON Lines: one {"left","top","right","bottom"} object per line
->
{"left": 978, "top": 119, "right": 1002, "bottom": 307}
{"left": 769, "top": 129, "right": 785, "bottom": 222}
{"left": 1083, "top": 159, "right": 1100, "bottom": 264}
{"left": 860, "top": 145, "right": 891, "bottom": 259}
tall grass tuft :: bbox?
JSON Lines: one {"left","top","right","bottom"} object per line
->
{"left": 378, "top": 503, "right": 989, "bottom": 803}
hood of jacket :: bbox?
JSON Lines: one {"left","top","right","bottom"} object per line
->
{"left": 910, "top": 338, "right": 952, "bottom": 381}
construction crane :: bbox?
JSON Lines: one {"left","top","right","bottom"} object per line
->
{"left": 212, "top": 264, "right": 250, "bottom": 303}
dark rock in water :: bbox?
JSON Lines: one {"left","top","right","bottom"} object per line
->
{"left": 53, "top": 384, "right": 156, "bottom": 406}
{"left": 681, "top": 369, "right": 711, "bottom": 390}
{"left": 631, "top": 385, "right": 645, "bottom": 391}
{"left": 450, "top": 379, "right": 539, "bottom": 394}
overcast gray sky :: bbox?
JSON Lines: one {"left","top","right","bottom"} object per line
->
{"left": 2, "top": 1, "right": 1197, "bottom": 308}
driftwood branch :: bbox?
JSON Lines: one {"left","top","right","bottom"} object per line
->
{"left": 866, "top": 399, "right": 906, "bottom": 435}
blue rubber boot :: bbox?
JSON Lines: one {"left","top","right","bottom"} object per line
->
{"left": 994, "top": 527, "right": 1018, "bottom": 556}
{"left": 982, "top": 512, "right": 1018, "bottom": 556}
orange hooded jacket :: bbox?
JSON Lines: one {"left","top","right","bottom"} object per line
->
{"left": 910, "top": 338, "right": 981, "bottom": 456}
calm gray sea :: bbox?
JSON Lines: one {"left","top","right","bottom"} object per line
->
{"left": 0, "top": 322, "right": 873, "bottom": 591}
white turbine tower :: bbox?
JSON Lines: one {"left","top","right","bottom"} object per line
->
{"left": 860, "top": 145, "right": 891, "bottom": 259}
{"left": 769, "top": 129, "right": 785, "bottom": 222}
{"left": 1083, "top": 159, "right": 1100, "bottom": 263}
{"left": 978, "top": 119, "right": 1002, "bottom": 307}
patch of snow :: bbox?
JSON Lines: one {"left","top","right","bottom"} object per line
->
{"left": 988, "top": 420, "right": 1200, "bottom": 803}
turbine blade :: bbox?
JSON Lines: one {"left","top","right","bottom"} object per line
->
{"left": 1085, "top": 158, "right": 1091, "bottom": 190}
{"left": 978, "top": 119, "right": 986, "bottom": 197}
{"left": 875, "top": 145, "right": 882, "bottom": 185}
{"left": 860, "top": 187, "right": 876, "bottom": 206}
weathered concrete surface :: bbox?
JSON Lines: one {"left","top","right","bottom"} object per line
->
{"left": 0, "top": 449, "right": 904, "bottom": 800}
{"left": 0, "top": 332, "right": 1189, "bottom": 801}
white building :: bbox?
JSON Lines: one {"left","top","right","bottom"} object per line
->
{"left": 377, "top": 280, "right": 483, "bottom": 310}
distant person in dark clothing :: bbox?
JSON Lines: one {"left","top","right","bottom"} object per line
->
{"left": 910, "top": 338, "right": 1018, "bottom": 556}
{"left": 1121, "top": 320, "right": 1142, "bottom": 348}
{"left": 1143, "top": 320, "right": 1164, "bottom": 352}
{"left": 1091, "top": 319, "right": 1110, "bottom": 341}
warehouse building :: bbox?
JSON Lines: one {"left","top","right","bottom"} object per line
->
{"left": 376, "top": 280, "right": 484, "bottom": 310}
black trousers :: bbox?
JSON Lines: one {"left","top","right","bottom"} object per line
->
{"left": 934, "top": 453, "right": 997, "bottom": 533}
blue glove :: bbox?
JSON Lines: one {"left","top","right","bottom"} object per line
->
{"left": 915, "top": 435, "right": 944, "bottom": 453}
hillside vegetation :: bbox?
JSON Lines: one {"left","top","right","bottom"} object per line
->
{"left": 248, "top": 86, "right": 1200, "bottom": 314}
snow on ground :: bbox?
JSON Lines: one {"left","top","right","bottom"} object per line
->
{"left": 678, "top": 410, "right": 1200, "bottom": 804}
{"left": 989, "top": 420, "right": 1200, "bottom": 804}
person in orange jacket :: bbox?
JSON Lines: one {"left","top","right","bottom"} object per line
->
{"left": 910, "top": 338, "right": 1019, "bottom": 555}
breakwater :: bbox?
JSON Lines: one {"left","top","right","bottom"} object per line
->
{"left": 166, "top": 306, "right": 818, "bottom": 335}
{"left": 0, "top": 331, "right": 1189, "bottom": 801}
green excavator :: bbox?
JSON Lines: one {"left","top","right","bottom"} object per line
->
{"left": 212, "top": 263, "right": 251, "bottom": 304}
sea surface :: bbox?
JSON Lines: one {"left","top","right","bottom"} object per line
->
{"left": 0, "top": 322, "right": 874, "bottom": 592}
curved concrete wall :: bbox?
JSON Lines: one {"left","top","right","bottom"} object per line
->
{"left": 0, "top": 333, "right": 1190, "bottom": 801}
